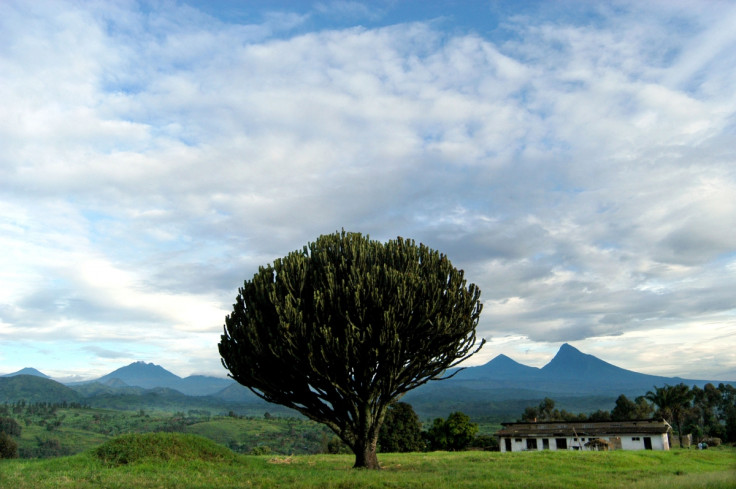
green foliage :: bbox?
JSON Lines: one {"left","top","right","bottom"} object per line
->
{"left": 220, "top": 230, "right": 484, "bottom": 468}
{"left": 646, "top": 383, "right": 693, "bottom": 447}
{"left": 323, "top": 435, "right": 350, "bottom": 454}
{"left": 611, "top": 394, "right": 652, "bottom": 421}
{"left": 0, "top": 376, "right": 81, "bottom": 404}
{"left": 0, "top": 430, "right": 19, "bottom": 459}
{"left": 378, "top": 402, "right": 424, "bottom": 453}
{"left": 519, "top": 397, "right": 589, "bottom": 422}
{"left": 186, "top": 416, "right": 331, "bottom": 455}
{"left": 467, "top": 433, "right": 499, "bottom": 451}
{"left": 93, "top": 432, "right": 236, "bottom": 466}
{"left": 0, "top": 416, "right": 22, "bottom": 437}
{"left": 426, "top": 411, "right": 478, "bottom": 451}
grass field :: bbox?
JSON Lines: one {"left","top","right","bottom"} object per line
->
{"left": 1, "top": 433, "right": 734, "bottom": 489}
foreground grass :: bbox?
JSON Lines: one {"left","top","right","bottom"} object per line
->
{"left": 1, "top": 443, "right": 734, "bottom": 489}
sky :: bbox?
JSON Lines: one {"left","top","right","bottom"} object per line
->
{"left": 1, "top": 0, "right": 735, "bottom": 382}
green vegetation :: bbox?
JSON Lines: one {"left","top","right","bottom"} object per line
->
{"left": 0, "top": 376, "right": 81, "bottom": 404}
{"left": 378, "top": 402, "right": 424, "bottom": 453}
{"left": 93, "top": 432, "right": 236, "bottom": 466}
{"left": 184, "top": 415, "right": 333, "bottom": 454}
{"left": 220, "top": 231, "right": 484, "bottom": 468}
{"left": 0, "top": 403, "right": 335, "bottom": 459}
{"left": 426, "top": 411, "right": 479, "bottom": 451}
{"left": 1, "top": 437, "right": 734, "bottom": 489}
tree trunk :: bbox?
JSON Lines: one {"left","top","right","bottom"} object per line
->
{"left": 352, "top": 436, "right": 380, "bottom": 469}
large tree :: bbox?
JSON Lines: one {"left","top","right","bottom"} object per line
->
{"left": 219, "top": 231, "right": 484, "bottom": 469}
{"left": 646, "top": 383, "right": 693, "bottom": 448}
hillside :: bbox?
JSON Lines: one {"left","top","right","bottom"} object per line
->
{"left": 2, "top": 367, "right": 50, "bottom": 378}
{"left": 0, "top": 375, "right": 81, "bottom": 403}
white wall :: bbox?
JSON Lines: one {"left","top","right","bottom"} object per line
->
{"left": 499, "top": 433, "right": 669, "bottom": 452}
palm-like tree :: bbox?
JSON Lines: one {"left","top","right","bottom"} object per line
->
{"left": 646, "top": 384, "right": 693, "bottom": 448}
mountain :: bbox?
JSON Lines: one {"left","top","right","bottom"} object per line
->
{"left": 180, "top": 375, "right": 235, "bottom": 396}
{"left": 4, "top": 344, "right": 731, "bottom": 419}
{"left": 454, "top": 353, "right": 541, "bottom": 380}
{"left": 2, "top": 367, "right": 50, "bottom": 378}
{"left": 447, "top": 343, "right": 707, "bottom": 396}
{"left": 0, "top": 375, "right": 81, "bottom": 403}
{"left": 404, "top": 343, "right": 732, "bottom": 417}
{"left": 89, "top": 361, "right": 235, "bottom": 396}
{"left": 536, "top": 343, "right": 679, "bottom": 392}
{"left": 95, "top": 361, "right": 182, "bottom": 390}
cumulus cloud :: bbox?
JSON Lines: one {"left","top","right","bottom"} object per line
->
{"left": 0, "top": 0, "right": 734, "bottom": 378}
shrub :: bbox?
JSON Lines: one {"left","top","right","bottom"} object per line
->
{"left": 93, "top": 432, "right": 236, "bottom": 466}
{"left": 0, "top": 417, "right": 21, "bottom": 437}
{"left": 0, "top": 431, "right": 19, "bottom": 459}
{"left": 378, "top": 402, "right": 424, "bottom": 453}
{"left": 426, "top": 412, "right": 478, "bottom": 451}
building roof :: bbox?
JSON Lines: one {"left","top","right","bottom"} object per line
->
{"left": 495, "top": 419, "right": 670, "bottom": 437}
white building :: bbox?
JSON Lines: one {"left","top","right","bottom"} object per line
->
{"left": 496, "top": 420, "right": 670, "bottom": 452}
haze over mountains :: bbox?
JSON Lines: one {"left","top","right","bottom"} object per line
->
{"left": 2, "top": 344, "right": 732, "bottom": 418}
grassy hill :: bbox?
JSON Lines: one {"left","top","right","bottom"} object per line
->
{"left": 1, "top": 434, "right": 734, "bottom": 489}
{"left": 0, "top": 375, "right": 81, "bottom": 404}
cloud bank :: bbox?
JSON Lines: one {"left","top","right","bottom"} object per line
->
{"left": 1, "top": 0, "right": 735, "bottom": 380}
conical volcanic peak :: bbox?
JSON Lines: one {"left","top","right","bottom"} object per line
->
{"left": 2, "top": 367, "right": 50, "bottom": 378}
{"left": 454, "top": 353, "right": 541, "bottom": 380}
{"left": 541, "top": 343, "right": 638, "bottom": 380}
{"left": 95, "top": 361, "right": 182, "bottom": 390}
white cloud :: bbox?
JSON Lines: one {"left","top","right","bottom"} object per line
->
{"left": 0, "top": 0, "right": 735, "bottom": 379}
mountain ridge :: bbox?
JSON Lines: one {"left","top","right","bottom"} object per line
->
{"left": 450, "top": 343, "right": 704, "bottom": 393}
{"left": 2, "top": 344, "right": 732, "bottom": 420}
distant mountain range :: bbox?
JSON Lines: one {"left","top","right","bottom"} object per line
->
{"left": 2, "top": 344, "right": 732, "bottom": 419}
{"left": 91, "top": 361, "right": 234, "bottom": 396}
{"left": 448, "top": 343, "right": 706, "bottom": 395}
{"left": 404, "top": 343, "right": 734, "bottom": 417}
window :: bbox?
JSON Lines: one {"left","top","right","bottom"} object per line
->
{"left": 526, "top": 439, "right": 538, "bottom": 450}
{"left": 542, "top": 439, "right": 550, "bottom": 450}
{"left": 556, "top": 438, "right": 568, "bottom": 450}
{"left": 632, "top": 437, "right": 640, "bottom": 441}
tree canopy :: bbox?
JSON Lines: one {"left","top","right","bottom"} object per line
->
{"left": 378, "top": 402, "right": 424, "bottom": 453}
{"left": 646, "top": 383, "right": 693, "bottom": 447}
{"left": 426, "top": 411, "right": 478, "bottom": 451}
{"left": 219, "top": 231, "right": 484, "bottom": 468}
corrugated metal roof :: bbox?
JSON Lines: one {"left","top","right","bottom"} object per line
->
{"left": 496, "top": 420, "right": 669, "bottom": 437}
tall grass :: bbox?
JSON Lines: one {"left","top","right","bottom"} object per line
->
{"left": 1, "top": 434, "right": 734, "bottom": 489}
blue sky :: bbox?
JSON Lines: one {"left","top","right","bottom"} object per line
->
{"left": 1, "top": 0, "right": 735, "bottom": 381}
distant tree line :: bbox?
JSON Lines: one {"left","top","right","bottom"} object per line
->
{"left": 518, "top": 383, "right": 736, "bottom": 445}
{"left": 0, "top": 401, "right": 88, "bottom": 416}
{"left": 374, "top": 402, "right": 483, "bottom": 453}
